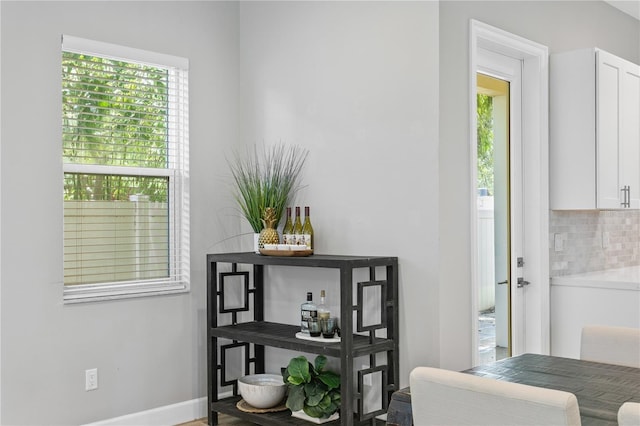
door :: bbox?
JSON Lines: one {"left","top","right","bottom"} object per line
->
{"left": 475, "top": 50, "right": 523, "bottom": 365}
{"left": 470, "top": 20, "right": 550, "bottom": 366}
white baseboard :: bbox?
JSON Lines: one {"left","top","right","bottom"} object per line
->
{"left": 83, "top": 396, "right": 209, "bottom": 426}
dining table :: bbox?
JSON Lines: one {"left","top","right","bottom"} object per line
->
{"left": 386, "top": 353, "right": 640, "bottom": 426}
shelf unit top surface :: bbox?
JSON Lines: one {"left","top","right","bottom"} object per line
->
{"left": 207, "top": 252, "right": 397, "bottom": 268}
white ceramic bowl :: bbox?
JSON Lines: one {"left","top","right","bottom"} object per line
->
{"left": 237, "top": 374, "right": 286, "bottom": 408}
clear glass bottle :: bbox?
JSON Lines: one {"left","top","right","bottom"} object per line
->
{"left": 302, "top": 206, "right": 314, "bottom": 251}
{"left": 318, "top": 289, "right": 330, "bottom": 321}
{"left": 282, "top": 207, "right": 293, "bottom": 245}
{"left": 293, "top": 206, "right": 303, "bottom": 246}
{"left": 300, "top": 292, "right": 317, "bottom": 333}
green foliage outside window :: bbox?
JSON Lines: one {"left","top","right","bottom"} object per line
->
{"left": 62, "top": 52, "right": 170, "bottom": 202}
{"left": 477, "top": 93, "right": 494, "bottom": 194}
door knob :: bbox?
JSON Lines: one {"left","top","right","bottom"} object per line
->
{"left": 497, "top": 280, "right": 508, "bottom": 285}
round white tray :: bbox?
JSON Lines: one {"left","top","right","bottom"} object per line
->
{"left": 295, "top": 331, "right": 340, "bottom": 343}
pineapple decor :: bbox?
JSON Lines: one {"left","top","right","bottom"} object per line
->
{"left": 258, "top": 207, "right": 280, "bottom": 248}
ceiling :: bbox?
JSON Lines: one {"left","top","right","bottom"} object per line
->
{"left": 603, "top": 0, "right": 640, "bottom": 20}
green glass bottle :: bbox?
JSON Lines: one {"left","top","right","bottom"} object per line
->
{"left": 293, "top": 206, "right": 303, "bottom": 245}
{"left": 282, "top": 207, "right": 293, "bottom": 245}
{"left": 302, "top": 206, "right": 314, "bottom": 251}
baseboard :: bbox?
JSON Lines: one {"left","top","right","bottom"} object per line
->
{"left": 83, "top": 396, "right": 209, "bottom": 426}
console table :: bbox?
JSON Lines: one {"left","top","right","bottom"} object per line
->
{"left": 207, "top": 252, "right": 399, "bottom": 425}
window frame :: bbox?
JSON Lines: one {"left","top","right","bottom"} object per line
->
{"left": 61, "top": 35, "right": 190, "bottom": 303}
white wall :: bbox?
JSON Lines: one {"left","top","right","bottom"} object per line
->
{"left": 0, "top": 2, "right": 239, "bottom": 424}
{"left": 1, "top": 1, "right": 638, "bottom": 424}
{"left": 238, "top": 0, "right": 441, "bottom": 385}
{"left": 439, "top": 0, "right": 639, "bottom": 370}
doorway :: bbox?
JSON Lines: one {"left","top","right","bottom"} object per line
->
{"left": 470, "top": 20, "right": 550, "bottom": 367}
{"left": 476, "top": 73, "right": 511, "bottom": 365}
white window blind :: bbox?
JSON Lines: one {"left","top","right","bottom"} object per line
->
{"left": 62, "top": 35, "right": 189, "bottom": 302}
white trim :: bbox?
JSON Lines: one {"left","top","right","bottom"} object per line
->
{"left": 469, "top": 21, "right": 481, "bottom": 368}
{"left": 0, "top": 1, "right": 3, "bottom": 420}
{"left": 61, "top": 38, "right": 191, "bottom": 303}
{"left": 470, "top": 19, "right": 550, "bottom": 365}
{"left": 63, "top": 164, "right": 174, "bottom": 178}
{"left": 82, "top": 397, "right": 208, "bottom": 426}
{"left": 63, "top": 283, "right": 188, "bottom": 304}
{"left": 62, "top": 35, "right": 189, "bottom": 70}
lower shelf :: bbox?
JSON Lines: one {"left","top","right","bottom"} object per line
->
{"left": 210, "top": 396, "right": 340, "bottom": 425}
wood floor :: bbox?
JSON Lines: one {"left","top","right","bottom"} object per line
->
{"left": 177, "top": 415, "right": 255, "bottom": 426}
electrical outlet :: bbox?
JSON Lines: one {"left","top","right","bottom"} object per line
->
{"left": 554, "top": 233, "right": 564, "bottom": 252}
{"left": 85, "top": 368, "right": 98, "bottom": 391}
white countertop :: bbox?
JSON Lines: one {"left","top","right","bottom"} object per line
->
{"left": 551, "top": 265, "right": 640, "bottom": 290}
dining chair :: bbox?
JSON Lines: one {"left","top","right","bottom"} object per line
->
{"left": 409, "top": 366, "right": 582, "bottom": 425}
{"left": 580, "top": 325, "right": 640, "bottom": 368}
{"left": 618, "top": 402, "right": 640, "bottom": 426}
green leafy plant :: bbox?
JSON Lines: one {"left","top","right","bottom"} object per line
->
{"left": 282, "top": 355, "right": 341, "bottom": 419}
{"left": 228, "top": 144, "right": 308, "bottom": 233}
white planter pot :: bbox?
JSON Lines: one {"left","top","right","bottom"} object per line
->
{"left": 253, "top": 233, "right": 260, "bottom": 253}
{"left": 291, "top": 410, "right": 339, "bottom": 424}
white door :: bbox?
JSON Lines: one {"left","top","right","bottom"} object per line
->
{"left": 471, "top": 20, "right": 550, "bottom": 366}
{"left": 476, "top": 49, "right": 524, "bottom": 362}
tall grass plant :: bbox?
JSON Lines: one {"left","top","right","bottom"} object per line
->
{"left": 228, "top": 144, "right": 308, "bottom": 233}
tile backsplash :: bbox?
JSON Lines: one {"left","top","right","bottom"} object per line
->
{"left": 550, "top": 210, "right": 640, "bottom": 276}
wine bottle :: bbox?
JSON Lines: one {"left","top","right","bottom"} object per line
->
{"left": 293, "top": 206, "right": 303, "bottom": 246}
{"left": 317, "top": 289, "right": 330, "bottom": 321}
{"left": 302, "top": 206, "right": 314, "bottom": 251}
{"left": 282, "top": 207, "right": 293, "bottom": 245}
{"left": 300, "top": 292, "right": 317, "bottom": 333}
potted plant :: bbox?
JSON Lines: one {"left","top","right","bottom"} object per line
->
{"left": 228, "top": 144, "right": 308, "bottom": 250}
{"left": 282, "top": 355, "right": 341, "bottom": 423}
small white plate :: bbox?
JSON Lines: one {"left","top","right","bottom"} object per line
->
{"left": 295, "top": 332, "right": 340, "bottom": 343}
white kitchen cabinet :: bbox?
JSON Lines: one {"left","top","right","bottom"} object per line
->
{"left": 550, "top": 48, "right": 640, "bottom": 209}
{"left": 550, "top": 267, "right": 640, "bottom": 359}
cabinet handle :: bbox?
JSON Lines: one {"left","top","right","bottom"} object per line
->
{"left": 626, "top": 186, "right": 631, "bottom": 208}
{"left": 621, "top": 185, "right": 631, "bottom": 208}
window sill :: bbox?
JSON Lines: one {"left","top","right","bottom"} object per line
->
{"left": 63, "top": 280, "right": 189, "bottom": 304}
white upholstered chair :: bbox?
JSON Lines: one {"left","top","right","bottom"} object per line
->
{"left": 580, "top": 325, "right": 640, "bottom": 368}
{"left": 618, "top": 402, "right": 640, "bottom": 426}
{"left": 409, "top": 366, "right": 582, "bottom": 426}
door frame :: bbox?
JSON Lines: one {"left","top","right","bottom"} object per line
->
{"left": 469, "top": 20, "right": 550, "bottom": 365}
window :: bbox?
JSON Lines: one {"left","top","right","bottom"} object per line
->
{"left": 62, "top": 36, "right": 189, "bottom": 302}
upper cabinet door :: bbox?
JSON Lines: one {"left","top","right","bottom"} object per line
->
{"left": 596, "top": 50, "right": 624, "bottom": 209}
{"left": 620, "top": 60, "right": 640, "bottom": 208}
{"left": 550, "top": 48, "right": 640, "bottom": 210}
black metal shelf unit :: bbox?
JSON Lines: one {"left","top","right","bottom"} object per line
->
{"left": 206, "top": 252, "right": 399, "bottom": 426}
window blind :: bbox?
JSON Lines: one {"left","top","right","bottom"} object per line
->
{"left": 62, "top": 36, "right": 189, "bottom": 301}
